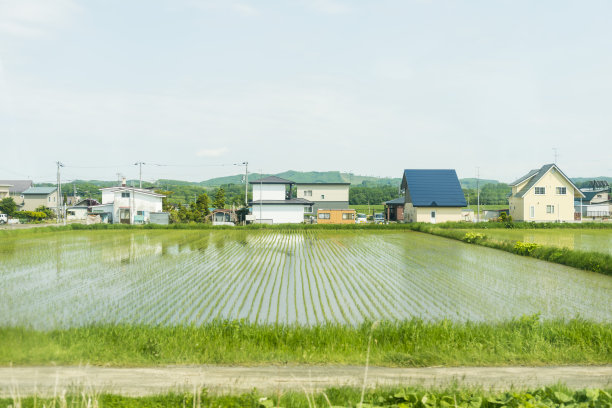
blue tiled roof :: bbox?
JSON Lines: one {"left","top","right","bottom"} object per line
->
{"left": 22, "top": 187, "right": 57, "bottom": 195}
{"left": 402, "top": 169, "right": 467, "bottom": 207}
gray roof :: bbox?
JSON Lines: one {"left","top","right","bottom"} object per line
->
{"left": 295, "top": 182, "right": 351, "bottom": 185}
{"left": 22, "top": 186, "right": 57, "bottom": 195}
{"left": 249, "top": 198, "right": 313, "bottom": 205}
{"left": 509, "top": 169, "right": 540, "bottom": 186}
{"left": 384, "top": 197, "right": 405, "bottom": 205}
{"left": 0, "top": 180, "right": 33, "bottom": 194}
{"left": 511, "top": 164, "right": 585, "bottom": 199}
{"left": 401, "top": 169, "right": 467, "bottom": 207}
{"left": 249, "top": 176, "right": 295, "bottom": 184}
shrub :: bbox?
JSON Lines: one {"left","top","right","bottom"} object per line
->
{"left": 461, "top": 232, "right": 485, "bottom": 243}
{"left": 513, "top": 241, "right": 541, "bottom": 256}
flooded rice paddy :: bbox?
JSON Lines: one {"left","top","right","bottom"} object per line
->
{"left": 483, "top": 229, "right": 612, "bottom": 255}
{"left": 0, "top": 230, "right": 610, "bottom": 329}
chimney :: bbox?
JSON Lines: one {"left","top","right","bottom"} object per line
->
{"left": 121, "top": 177, "right": 126, "bottom": 187}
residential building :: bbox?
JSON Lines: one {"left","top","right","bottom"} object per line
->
{"left": 90, "top": 180, "right": 165, "bottom": 224}
{"left": 249, "top": 176, "right": 313, "bottom": 224}
{"left": 67, "top": 198, "right": 100, "bottom": 221}
{"left": 316, "top": 209, "right": 356, "bottom": 224}
{"left": 21, "top": 187, "right": 59, "bottom": 212}
{"left": 383, "top": 197, "right": 404, "bottom": 222}
{"left": 508, "top": 164, "right": 584, "bottom": 222}
{"left": 0, "top": 180, "right": 33, "bottom": 207}
{"left": 575, "top": 181, "right": 611, "bottom": 220}
{"left": 296, "top": 183, "right": 350, "bottom": 214}
{"left": 0, "top": 184, "right": 10, "bottom": 199}
{"left": 401, "top": 169, "right": 467, "bottom": 223}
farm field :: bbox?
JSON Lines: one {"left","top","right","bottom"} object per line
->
{"left": 483, "top": 229, "right": 612, "bottom": 255}
{"left": 1, "top": 229, "right": 611, "bottom": 329}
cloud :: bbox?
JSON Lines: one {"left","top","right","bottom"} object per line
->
{"left": 196, "top": 147, "right": 229, "bottom": 157}
{"left": 231, "top": 3, "right": 259, "bottom": 16}
{"left": 186, "top": 0, "right": 260, "bottom": 16}
{"left": 0, "top": 0, "right": 79, "bottom": 38}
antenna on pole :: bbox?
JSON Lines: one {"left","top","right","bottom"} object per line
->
{"left": 56, "top": 161, "right": 64, "bottom": 223}
{"left": 553, "top": 148, "right": 558, "bottom": 164}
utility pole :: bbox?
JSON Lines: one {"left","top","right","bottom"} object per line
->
{"left": 134, "top": 162, "right": 145, "bottom": 188}
{"left": 476, "top": 167, "right": 480, "bottom": 223}
{"left": 56, "top": 161, "right": 64, "bottom": 223}
{"left": 260, "top": 169, "right": 263, "bottom": 223}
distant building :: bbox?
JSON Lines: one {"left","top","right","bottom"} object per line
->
{"left": 67, "top": 198, "right": 100, "bottom": 221}
{"left": 508, "top": 164, "right": 584, "bottom": 222}
{"left": 249, "top": 176, "right": 313, "bottom": 224}
{"left": 21, "top": 187, "right": 59, "bottom": 212}
{"left": 383, "top": 197, "right": 404, "bottom": 222}
{"left": 576, "top": 180, "right": 611, "bottom": 220}
{"left": 90, "top": 179, "right": 165, "bottom": 224}
{"left": 401, "top": 169, "right": 467, "bottom": 223}
{"left": 295, "top": 183, "right": 350, "bottom": 215}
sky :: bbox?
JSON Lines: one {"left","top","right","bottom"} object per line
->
{"left": 0, "top": 0, "right": 611, "bottom": 184}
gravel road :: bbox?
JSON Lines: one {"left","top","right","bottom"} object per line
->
{"left": 1, "top": 365, "right": 611, "bottom": 397}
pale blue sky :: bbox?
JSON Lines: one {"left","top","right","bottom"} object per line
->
{"left": 0, "top": 0, "right": 610, "bottom": 184}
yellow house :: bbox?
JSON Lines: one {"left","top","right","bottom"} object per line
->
{"left": 508, "top": 164, "right": 584, "bottom": 222}
{"left": 401, "top": 169, "right": 467, "bottom": 223}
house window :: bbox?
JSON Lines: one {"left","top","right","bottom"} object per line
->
{"left": 556, "top": 187, "right": 566, "bottom": 195}
{"left": 304, "top": 190, "right": 312, "bottom": 197}
{"left": 48, "top": 197, "right": 50, "bottom": 202}
{"left": 137, "top": 211, "right": 144, "bottom": 215}
{"left": 546, "top": 205, "right": 555, "bottom": 214}
{"left": 121, "top": 192, "right": 130, "bottom": 198}
{"left": 304, "top": 206, "right": 312, "bottom": 213}
{"left": 597, "top": 194, "right": 602, "bottom": 198}
{"left": 318, "top": 213, "right": 330, "bottom": 219}
{"left": 530, "top": 206, "right": 535, "bottom": 218}
{"left": 535, "top": 187, "right": 546, "bottom": 195}
{"left": 321, "top": 194, "right": 325, "bottom": 199}
{"left": 342, "top": 213, "right": 354, "bottom": 220}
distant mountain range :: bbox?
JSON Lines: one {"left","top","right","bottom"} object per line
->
{"left": 197, "top": 171, "right": 401, "bottom": 187}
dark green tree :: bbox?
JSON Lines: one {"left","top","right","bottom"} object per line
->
{"left": 212, "top": 188, "right": 226, "bottom": 209}
{"left": 0, "top": 197, "right": 17, "bottom": 216}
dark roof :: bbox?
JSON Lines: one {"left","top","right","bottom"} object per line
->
{"left": 249, "top": 176, "right": 295, "bottom": 184}
{"left": 401, "top": 169, "right": 467, "bottom": 207}
{"left": 509, "top": 169, "right": 539, "bottom": 186}
{"left": 0, "top": 180, "right": 33, "bottom": 194}
{"left": 511, "top": 164, "right": 585, "bottom": 199}
{"left": 22, "top": 186, "right": 57, "bottom": 195}
{"left": 384, "top": 197, "right": 405, "bottom": 205}
{"left": 580, "top": 190, "right": 608, "bottom": 202}
{"left": 249, "top": 198, "right": 313, "bottom": 205}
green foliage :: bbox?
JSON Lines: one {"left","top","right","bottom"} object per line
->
{"left": 2, "top": 386, "right": 610, "bottom": 408}
{"left": 1, "top": 318, "right": 610, "bottom": 366}
{"left": 463, "top": 183, "right": 511, "bottom": 205}
{"left": 513, "top": 241, "right": 541, "bottom": 256}
{"left": 13, "top": 210, "right": 48, "bottom": 221}
{"left": 212, "top": 187, "right": 226, "bottom": 209}
{"left": 0, "top": 197, "right": 17, "bottom": 216}
{"left": 461, "top": 232, "right": 485, "bottom": 243}
{"left": 349, "top": 185, "right": 399, "bottom": 205}
{"left": 34, "top": 205, "right": 55, "bottom": 219}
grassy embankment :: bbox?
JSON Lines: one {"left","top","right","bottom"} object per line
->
{"left": 2, "top": 385, "right": 611, "bottom": 408}
{"left": 1, "top": 318, "right": 610, "bottom": 367}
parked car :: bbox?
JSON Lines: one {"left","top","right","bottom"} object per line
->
{"left": 0, "top": 214, "right": 7, "bottom": 224}
{"left": 355, "top": 213, "right": 368, "bottom": 224}
{"left": 373, "top": 213, "right": 385, "bottom": 224}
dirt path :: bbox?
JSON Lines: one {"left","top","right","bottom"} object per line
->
{"left": 1, "top": 366, "right": 611, "bottom": 397}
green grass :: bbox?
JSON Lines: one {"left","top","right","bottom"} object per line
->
{"left": 1, "top": 318, "right": 610, "bottom": 367}
{"left": 1, "top": 385, "right": 611, "bottom": 408}
{"left": 349, "top": 204, "right": 384, "bottom": 214}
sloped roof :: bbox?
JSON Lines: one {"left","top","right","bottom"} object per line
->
{"left": 0, "top": 180, "right": 33, "bottom": 194}
{"left": 402, "top": 169, "right": 467, "bottom": 207}
{"left": 384, "top": 197, "right": 405, "bottom": 205}
{"left": 509, "top": 169, "right": 539, "bottom": 186}
{"left": 22, "top": 186, "right": 57, "bottom": 195}
{"left": 100, "top": 186, "right": 165, "bottom": 197}
{"left": 511, "top": 164, "right": 585, "bottom": 199}
{"left": 249, "top": 176, "right": 295, "bottom": 184}
{"left": 249, "top": 198, "right": 313, "bottom": 205}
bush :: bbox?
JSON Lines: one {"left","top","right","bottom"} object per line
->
{"left": 14, "top": 210, "right": 48, "bottom": 221}
{"left": 461, "top": 232, "right": 485, "bottom": 243}
{"left": 513, "top": 241, "right": 541, "bottom": 256}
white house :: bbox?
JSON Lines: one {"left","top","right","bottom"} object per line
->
{"left": 91, "top": 180, "right": 165, "bottom": 224}
{"left": 295, "top": 182, "right": 350, "bottom": 214}
{"left": 249, "top": 176, "right": 313, "bottom": 224}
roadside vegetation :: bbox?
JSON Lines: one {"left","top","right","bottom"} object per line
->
{"left": 1, "top": 318, "right": 610, "bottom": 366}
{"left": 2, "top": 385, "right": 611, "bottom": 408}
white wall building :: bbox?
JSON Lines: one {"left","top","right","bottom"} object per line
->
{"left": 249, "top": 176, "right": 313, "bottom": 224}
{"left": 91, "top": 183, "right": 165, "bottom": 224}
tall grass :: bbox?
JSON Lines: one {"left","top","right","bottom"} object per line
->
{"left": 1, "top": 318, "right": 610, "bottom": 366}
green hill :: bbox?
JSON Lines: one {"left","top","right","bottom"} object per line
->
{"left": 459, "top": 178, "right": 500, "bottom": 189}
{"left": 200, "top": 170, "right": 401, "bottom": 186}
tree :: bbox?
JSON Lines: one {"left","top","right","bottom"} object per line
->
{"left": 212, "top": 188, "right": 226, "bottom": 209}
{"left": 0, "top": 197, "right": 17, "bottom": 216}
{"left": 34, "top": 205, "right": 55, "bottom": 219}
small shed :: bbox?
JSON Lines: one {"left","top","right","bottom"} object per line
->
{"left": 212, "top": 209, "right": 237, "bottom": 226}
{"left": 316, "top": 209, "right": 356, "bottom": 224}
{"left": 384, "top": 197, "right": 405, "bottom": 222}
